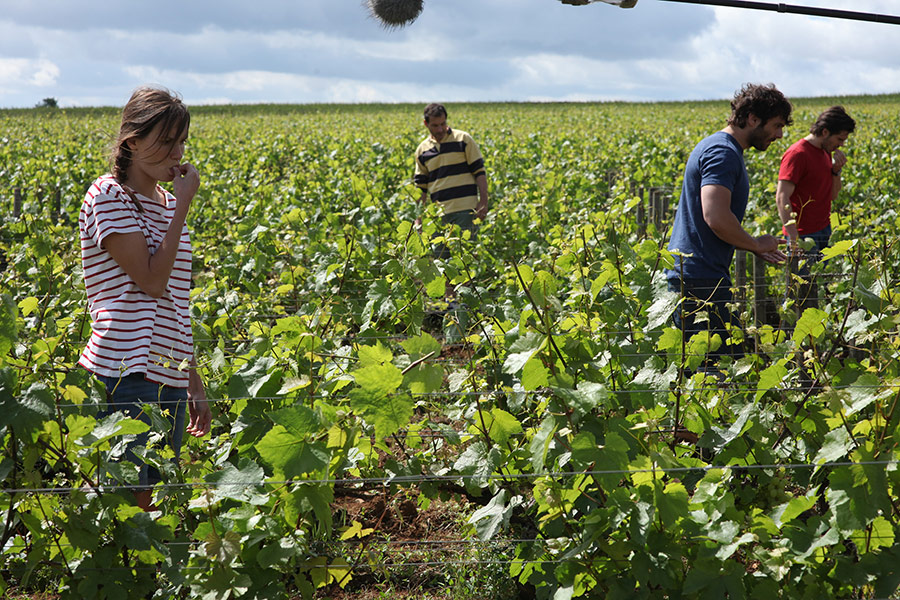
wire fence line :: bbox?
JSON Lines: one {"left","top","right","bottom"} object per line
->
{"left": 22, "top": 314, "right": 895, "bottom": 346}
{"left": 6, "top": 285, "right": 869, "bottom": 325}
{"left": 19, "top": 532, "right": 900, "bottom": 556}
{"left": 6, "top": 459, "right": 897, "bottom": 496}
{"left": 2, "top": 270, "right": 861, "bottom": 304}
{"left": 51, "top": 558, "right": 571, "bottom": 576}
{"left": 8, "top": 537, "right": 544, "bottom": 551}
{"left": 36, "top": 379, "right": 900, "bottom": 411}
{"left": 34, "top": 555, "right": 900, "bottom": 598}
{"left": 5, "top": 537, "right": 565, "bottom": 551}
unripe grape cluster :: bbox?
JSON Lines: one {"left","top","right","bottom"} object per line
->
{"left": 764, "top": 468, "right": 792, "bottom": 505}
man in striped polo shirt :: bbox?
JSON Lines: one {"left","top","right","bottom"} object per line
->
{"left": 414, "top": 103, "right": 489, "bottom": 259}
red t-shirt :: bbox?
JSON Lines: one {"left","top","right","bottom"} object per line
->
{"left": 778, "top": 138, "right": 834, "bottom": 235}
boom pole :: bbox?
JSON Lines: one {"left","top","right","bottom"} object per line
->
{"left": 656, "top": 0, "right": 900, "bottom": 26}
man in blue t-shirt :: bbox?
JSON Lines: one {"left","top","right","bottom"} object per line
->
{"left": 666, "top": 83, "right": 792, "bottom": 368}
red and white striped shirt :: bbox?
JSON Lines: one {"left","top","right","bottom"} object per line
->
{"left": 78, "top": 175, "right": 193, "bottom": 388}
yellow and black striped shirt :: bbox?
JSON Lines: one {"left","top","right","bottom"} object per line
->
{"left": 414, "top": 128, "right": 486, "bottom": 215}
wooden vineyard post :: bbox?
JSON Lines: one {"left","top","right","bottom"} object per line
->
{"left": 13, "top": 188, "right": 22, "bottom": 218}
{"left": 734, "top": 250, "right": 749, "bottom": 349}
{"left": 753, "top": 253, "right": 767, "bottom": 327}
{"left": 734, "top": 250, "right": 747, "bottom": 305}
{"left": 649, "top": 187, "right": 661, "bottom": 231}
{"left": 661, "top": 191, "right": 670, "bottom": 228}
{"left": 785, "top": 253, "right": 801, "bottom": 319}
{"left": 35, "top": 187, "right": 44, "bottom": 224}
{"left": 645, "top": 187, "right": 672, "bottom": 233}
{"left": 634, "top": 183, "right": 646, "bottom": 239}
{"left": 53, "top": 188, "right": 61, "bottom": 224}
{"left": 606, "top": 169, "right": 618, "bottom": 199}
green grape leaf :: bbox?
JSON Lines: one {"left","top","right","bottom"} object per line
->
{"left": 771, "top": 494, "right": 817, "bottom": 529}
{"left": 114, "top": 512, "right": 174, "bottom": 552}
{"left": 0, "top": 382, "right": 54, "bottom": 440}
{"left": 529, "top": 270, "right": 559, "bottom": 307}
{"left": 481, "top": 408, "right": 523, "bottom": 445}
{"left": 453, "top": 441, "right": 501, "bottom": 489}
{"left": 350, "top": 363, "right": 412, "bottom": 439}
{"left": 205, "top": 530, "right": 242, "bottom": 563}
{"left": 569, "top": 431, "right": 600, "bottom": 469}
{"left": 0, "top": 295, "right": 17, "bottom": 361}
{"left": 403, "top": 364, "right": 443, "bottom": 395}
{"left": 521, "top": 357, "right": 549, "bottom": 390}
{"left": 845, "top": 373, "right": 882, "bottom": 415}
{"left": 425, "top": 273, "right": 446, "bottom": 298}
{"left": 820, "top": 239, "right": 855, "bottom": 261}
{"left": 529, "top": 417, "right": 557, "bottom": 474}
{"left": 227, "top": 357, "right": 280, "bottom": 399}
{"left": 646, "top": 289, "right": 679, "bottom": 330}
{"left": 503, "top": 331, "right": 546, "bottom": 375}
{"left": 400, "top": 333, "right": 441, "bottom": 360}
{"left": 756, "top": 360, "right": 788, "bottom": 401}
{"left": 656, "top": 327, "right": 683, "bottom": 353}
{"left": 357, "top": 341, "right": 395, "bottom": 368}
{"left": 257, "top": 426, "right": 330, "bottom": 479}
{"left": 270, "top": 404, "right": 320, "bottom": 438}
{"left": 204, "top": 459, "right": 268, "bottom": 504}
{"left": 551, "top": 381, "right": 607, "bottom": 417}
{"left": 814, "top": 427, "right": 853, "bottom": 464}
{"left": 353, "top": 363, "right": 402, "bottom": 395}
{"left": 793, "top": 308, "right": 828, "bottom": 345}
{"left": 468, "top": 489, "right": 524, "bottom": 541}
{"left": 257, "top": 537, "right": 300, "bottom": 568}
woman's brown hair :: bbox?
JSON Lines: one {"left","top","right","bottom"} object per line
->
{"left": 110, "top": 86, "right": 190, "bottom": 184}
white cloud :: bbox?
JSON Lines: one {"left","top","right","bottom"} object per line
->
{"left": 683, "top": 5, "right": 900, "bottom": 98}
{"left": 0, "top": 58, "right": 59, "bottom": 90}
{"left": 1, "top": 0, "right": 899, "bottom": 107}
{"left": 124, "top": 65, "right": 439, "bottom": 104}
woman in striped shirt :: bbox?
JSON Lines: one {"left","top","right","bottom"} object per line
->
{"left": 79, "top": 87, "right": 212, "bottom": 510}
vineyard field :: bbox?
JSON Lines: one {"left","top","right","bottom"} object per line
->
{"left": 2, "top": 96, "right": 900, "bottom": 599}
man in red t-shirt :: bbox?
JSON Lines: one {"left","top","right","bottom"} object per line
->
{"left": 776, "top": 106, "right": 856, "bottom": 254}
{"left": 776, "top": 106, "right": 855, "bottom": 310}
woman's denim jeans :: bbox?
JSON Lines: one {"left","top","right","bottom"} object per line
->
{"left": 96, "top": 372, "right": 187, "bottom": 487}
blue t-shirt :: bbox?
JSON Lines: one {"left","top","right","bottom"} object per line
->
{"left": 666, "top": 131, "right": 749, "bottom": 282}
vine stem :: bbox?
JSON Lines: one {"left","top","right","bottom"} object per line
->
{"left": 511, "top": 261, "right": 568, "bottom": 371}
{"left": 0, "top": 432, "right": 18, "bottom": 550}
{"left": 330, "top": 481, "right": 400, "bottom": 593}
{"left": 316, "top": 229, "right": 357, "bottom": 342}
{"left": 875, "top": 388, "right": 900, "bottom": 455}
{"left": 400, "top": 350, "right": 437, "bottom": 375}
{"left": 607, "top": 225, "right": 637, "bottom": 345}
{"left": 774, "top": 240, "right": 863, "bottom": 449}
{"left": 672, "top": 256, "right": 687, "bottom": 450}
{"left": 32, "top": 494, "right": 75, "bottom": 578}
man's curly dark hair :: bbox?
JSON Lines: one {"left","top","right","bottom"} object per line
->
{"left": 727, "top": 83, "right": 793, "bottom": 128}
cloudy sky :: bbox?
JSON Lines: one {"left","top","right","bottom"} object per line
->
{"left": 0, "top": 0, "right": 898, "bottom": 108}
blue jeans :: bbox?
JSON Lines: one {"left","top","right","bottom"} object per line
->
{"left": 97, "top": 373, "right": 187, "bottom": 487}
{"left": 796, "top": 224, "right": 831, "bottom": 271}
{"left": 668, "top": 277, "right": 745, "bottom": 365}
{"left": 433, "top": 209, "right": 477, "bottom": 260}
{"left": 790, "top": 224, "right": 831, "bottom": 309}
{"left": 802, "top": 224, "right": 832, "bottom": 253}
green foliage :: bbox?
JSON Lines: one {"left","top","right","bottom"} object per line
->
{"left": 2, "top": 98, "right": 900, "bottom": 598}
